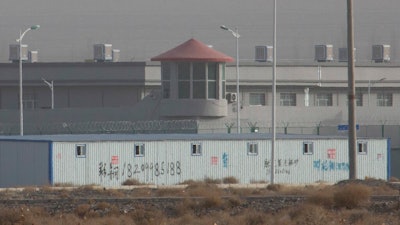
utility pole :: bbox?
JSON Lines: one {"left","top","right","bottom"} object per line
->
{"left": 347, "top": 0, "right": 357, "bottom": 180}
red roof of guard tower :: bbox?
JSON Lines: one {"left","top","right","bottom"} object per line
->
{"left": 151, "top": 38, "right": 234, "bottom": 62}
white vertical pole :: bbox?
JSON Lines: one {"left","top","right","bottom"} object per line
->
{"left": 271, "top": 0, "right": 277, "bottom": 184}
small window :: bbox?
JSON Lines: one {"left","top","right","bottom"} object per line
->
{"left": 76, "top": 144, "right": 86, "bottom": 158}
{"left": 280, "top": 93, "right": 296, "bottom": 106}
{"left": 357, "top": 141, "right": 367, "bottom": 154}
{"left": 191, "top": 143, "right": 202, "bottom": 156}
{"left": 303, "top": 142, "right": 314, "bottom": 155}
{"left": 355, "top": 92, "right": 363, "bottom": 106}
{"left": 315, "top": 93, "right": 333, "bottom": 106}
{"left": 247, "top": 142, "right": 258, "bottom": 155}
{"left": 134, "top": 144, "right": 145, "bottom": 157}
{"left": 249, "top": 93, "right": 266, "bottom": 106}
{"left": 377, "top": 93, "right": 393, "bottom": 107}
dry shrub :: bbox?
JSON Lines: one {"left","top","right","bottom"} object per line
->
{"left": 202, "top": 193, "right": 223, "bottom": 209}
{"left": 243, "top": 210, "right": 268, "bottom": 225}
{"left": 204, "top": 177, "right": 222, "bottom": 184}
{"left": 0, "top": 208, "right": 24, "bottom": 225}
{"left": 167, "top": 198, "right": 193, "bottom": 217}
{"left": 307, "top": 190, "right": 334, "bottom": 208}
{"left": 155, "top": 188, "right": 183, "bottom": 197}
{"left": 267, "top": 184, "right": 283, "bottom": 192}
{"left": 223, "top": 176, "right": 239, "bottom": 184}
{"left": 22, "top": 186, "right": 38, "bottom": 194}
{"left": 129, "top": 204, "right": 164, "bottom": 225}
{"left": 289, "top": 204, "right": 331, "bottom": 225}
{"left": 122, "top": 178, "right": 142, "bottom": 186}
{"left": 224, "top": 195, "right": 243, "bottom": 208}
{"left": 333, "top": 184, "right": 371, "bottom": 209}
{"left": 185, "top": 182, "right": 221, "bottom": 197}
{"left": 74, "top": 203, "right": 91, "bottom": 218}
{"left": 103, "top": 188, "right": 125, "bottom": 197}
{"left": 54, "top": 182, "right": 74, "bottom": 187}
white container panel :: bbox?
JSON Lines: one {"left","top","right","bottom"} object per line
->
{"left": 50, "top": 137, "right": 389, "bottom": 187}
{"left": 357, "top": 139, "right": 388, "bottom": 180}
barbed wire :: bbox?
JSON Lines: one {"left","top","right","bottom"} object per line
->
{"left": 0, "top": 120, "right": 199, "bottom": 135}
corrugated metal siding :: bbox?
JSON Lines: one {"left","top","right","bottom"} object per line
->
{"left": 50, "top": 138, "right": 388, "bottom": 187}
{"left": 0, "top": 141, "right": 50, "bottom": 187}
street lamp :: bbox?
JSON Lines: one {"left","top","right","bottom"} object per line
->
{"left": 368, "top": 77, "right": 386, "bottom": 106}
{"left": 220, "top": 25, "right": 241, "bottom": 133}
{"left": 42, "top": 78, "right": 54, "bottom": 109}
{"left": 16, "top": 25, "right": 40, "bottom": 136}
{"left": 271, "top": 0, "right": 277, "bottom": 184}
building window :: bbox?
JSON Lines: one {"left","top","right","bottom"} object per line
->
{"left": 134, "top": 144, "right": 145, "bottom": 157}
{"left": 377, "top": 93, "right": 393, "bottom": 107}
{"left": 303, "top": 142, "right": 314, "bottom": 155}
{"left": 191, "top": 143, "right": 202, "bottom": 156}
{"left": 161, "top": 63, "right": 171, "bottom": 99}
{"left": 315, "top": 93, "right": 332, "bottom": 106}
{"left": 357, "top": 141, "right": 367, "bottom": 155}
{"left": 21, "top": 93, "right": 37, "bottom": 109}
{"left": 280, "top": 93, "right": 296, "bottom": 106}
{"left": 249, "top": 93, "right": 266, "bottom": 106}
{"left": 247, "top": 142, "right": 258, "bottom": 155}
{"left": 76, "top": 144, "right": 87, "bottom": 158}
{"left": 355, "top": 92, "right": 363, "bottom": 106}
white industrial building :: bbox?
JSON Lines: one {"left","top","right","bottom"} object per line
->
{"left": 0, "top": 133, "right": 390, "bottom": 188}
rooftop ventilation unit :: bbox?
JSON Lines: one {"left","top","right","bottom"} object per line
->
{"left": 314, "top": 44, "right": 333, "bottom": 62}
{"left": 338, "top": 47, "right": 356, "bottom": 62}
{"left": 112, "top": 49, "right": 120, "bottom": 62}
{"left": 372, "top": 44, "right": 390, "bottom": 63}
{"left": 255, "top": 45, "right": 273, "bottom": 62}
{"left": 28, "top": 51, "right": 38, "bottom": 63}
{"left": 9, "top": 44, "right": 28, "bottom": 62}
{"left": 94, "top": 44, "right": 112, "bottom": 62}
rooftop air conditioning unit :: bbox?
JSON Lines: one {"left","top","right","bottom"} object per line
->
{"left": 112, "top": 49, "right": 120, "bottom": 62}
{"left": 28, "top": 51, "right": 38, "bottom": 63}
{"left": 94, "top": 44, "right": 112, "bottom": 62}
{"left": 9, "top": 44, "right": 28, "bottom": 62}
{"left": 226, "top": 93, "right": 237, "bottom": 103}
{"left": 338, "top": 47, "right": 356, "bottom": 62}
{"left": 255, "top": 45, "right": 273, "bottom": 62}
{"left": 372, "top": 44, "right": 390, "bottom": 63}
{"left": 315, "top": 44, "right": 333, "bottom": 62}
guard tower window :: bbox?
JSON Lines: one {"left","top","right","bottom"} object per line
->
{"left": 161, "top": 62, "right": 171, "bottom": 98}
{"left": 76, "top": 144, "right": 87, "bottom": 158}
{"left": 177, "top": 62, "right": 220, "bottom": 100}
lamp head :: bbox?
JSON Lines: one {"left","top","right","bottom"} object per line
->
{"left": 220, "top": 25, "right": 228, "bottom": 30}
{"left": 30, "top": 25, "right": 40, "bottom": 30}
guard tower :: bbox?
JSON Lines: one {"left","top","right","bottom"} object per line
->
{"left": 151, "top": 38, "right": 234, "bottom": 118}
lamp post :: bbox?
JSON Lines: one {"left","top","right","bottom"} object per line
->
{"left": 16, "top": 25, "right": 40, "bottom": 136}
{"left": 42, "top": 78, "right": 54, "bottom": 109}
{"left": 220, "top": 25, "right": 241, "bottom": 133}
{"left": 270, "top": 0, "right": 277, "bottom": 184}
{"left": 368, "top": 78, "right": 386, "bottom": 106}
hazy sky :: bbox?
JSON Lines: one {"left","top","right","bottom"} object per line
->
{"left": 0, "top": 0, "right": 398, "bottom": 63}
